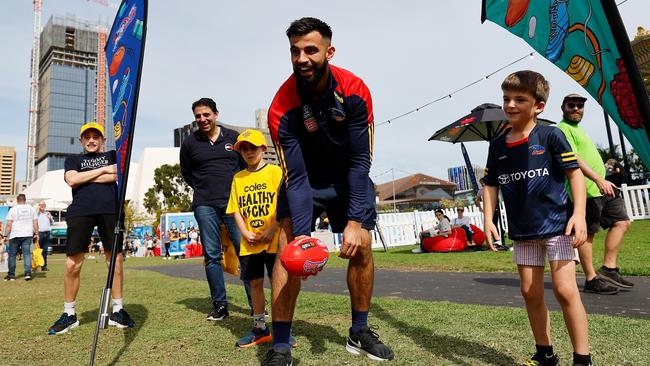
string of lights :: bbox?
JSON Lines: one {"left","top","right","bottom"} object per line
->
{"left": 376, "top": 0, "right": 632, "bottom": 128}
{"left": 376, "top": 52, "right": 535, "bottom": 127}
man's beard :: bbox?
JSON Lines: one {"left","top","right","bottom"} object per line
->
{"left": 563, "top": 112, "right": 583, "bottom": 124}
{"left": 294, "top": 60, "right": 328, "bottom": 88}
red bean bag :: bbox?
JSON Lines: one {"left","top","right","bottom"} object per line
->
{"left": 470, "top": 224, "right": 485, "bottom": 246}
{"left": 422, "top": 228, "right": 468, "bottom": 252}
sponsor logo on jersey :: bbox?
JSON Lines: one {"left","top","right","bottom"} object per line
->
{"left": 225, "top": 143, "right": 234, "bottom": 151}
{"left": 498, "top": 168, "right": 549, "bottom": 185}
{"left": 529, "top": 144, "right": 546, "bottom": 156}
{"left": 302, "top": 105, "right": 318, "bottom": 132}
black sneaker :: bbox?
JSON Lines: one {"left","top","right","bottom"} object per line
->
{"left": 48, "top": 313, "right": 79, "bottom": 335}
{"left": 207, "top": 303, "right": 228, "bottom": 321}
{"left": 261, "top": 348, "right": 292, "bottom": 366}
{"left": 583, "top": 277, "right": 619, "bottom": 295}
{"left": 41, "top": 266, "right": 49, "bottom": 272}
{"left": 25, "top": 273, "right": 32, "bottom": 281}
{"left": 525, "top": 352, "right": 559, "bottom": 366}
{"left": 346, "top": 326, "right": 395, "bottom": 361}
{"left": 4, "top": 275, "right": 15, "bottom": 281}
{"left": 597, "top": 266, "right": 634, "bottom": 288}
{"left": 108, "top": 309, "right": 136, "bottom": 328}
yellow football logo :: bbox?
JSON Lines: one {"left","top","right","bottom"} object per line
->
{"left": 114, "top": 121, "right": 123, "bottom": 140}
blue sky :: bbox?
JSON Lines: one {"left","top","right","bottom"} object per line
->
{"left": 1, "top": 0, "right": 647, "bottom": 184}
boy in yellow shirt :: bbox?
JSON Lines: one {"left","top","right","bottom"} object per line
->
{"left": 227, "top": 129, "right": 283, "bottom": 347}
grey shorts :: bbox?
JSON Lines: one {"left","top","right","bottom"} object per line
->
{"left": 585, "top": 195, "right": 629, "bottom": 234}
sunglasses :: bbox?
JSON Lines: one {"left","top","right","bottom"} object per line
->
{"left": 566, "top": 102, "right": 584, "bottom": 109}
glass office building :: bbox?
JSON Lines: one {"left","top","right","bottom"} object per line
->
{"left": 35, "top": 16, "right": 113, "bottom": 179}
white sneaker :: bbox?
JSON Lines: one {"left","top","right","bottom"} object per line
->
{"left": 411, "top": 248, "right": 424, "bottom": 254}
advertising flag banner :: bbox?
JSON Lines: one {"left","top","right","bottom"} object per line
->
{"left": 482, "top": 0, "right": 650, "bottom": 167}
{"left": 461, "top": 143, "right": 480, "bottom": 194}
{"left": 105, "top": 0, "right": 147, "bottom": 196}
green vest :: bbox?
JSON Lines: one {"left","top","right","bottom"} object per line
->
{"left": 557, "top": 120, "right": 605, "bottom": 198}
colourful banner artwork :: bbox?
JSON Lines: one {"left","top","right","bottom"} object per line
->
{"left": 483, "top": 0, "right": 650, "bottom": 167}
{"left": 105, "top": 0, "right": 147, "bottom": 196}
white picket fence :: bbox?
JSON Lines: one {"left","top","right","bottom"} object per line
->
{"left": 621, "top": 183, "right": 650, "bottom": 220}
{"left": 364, "top": 202, "right": 507, "bottom": 249}
{"left": 331, "top": 183, "right": 650, "bottom": 249}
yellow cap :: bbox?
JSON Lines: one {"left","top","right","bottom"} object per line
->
{"left": 234, "top": 129, "right": 267, "bottom": 151}
{"left": 79, "top": 122, "right": 105, "bottom": 137}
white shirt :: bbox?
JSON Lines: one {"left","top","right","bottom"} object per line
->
{"left": 453, "top": 216, "right": 471, "bottom": 227}
{"left": 37, "top": 211, "right": 53, "bottom": 232}
{"left": 6, "top": 204, "right": 37, "bottom": 239}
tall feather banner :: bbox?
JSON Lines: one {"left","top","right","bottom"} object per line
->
{"left": 482, "top": 0, "right": 650, "bottom": 167}
{"left": 105, "top": 0, "right": 147, "bottom": 197}
{"left": 90, "top": 1, "right": 147, "bottom": 364}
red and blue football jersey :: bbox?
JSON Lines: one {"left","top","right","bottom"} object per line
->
{"left": 268, "top": 65, "right": 374, "bottom": 236}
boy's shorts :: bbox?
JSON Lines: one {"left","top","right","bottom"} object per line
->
{"left": 66, "top": 214, "right": 118, "bottom": 256}
{"left": 239, "top": 251, "right": 276, "bottom": 281}
{"left": 585, "top": 195, "right": 629, "bottom": 234}
{"left": 277, "top": 179, "right": 377, "bottom": 234}
{"left": 513, "top": 235, "right": 575, "bottom": 267}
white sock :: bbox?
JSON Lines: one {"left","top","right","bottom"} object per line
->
{"left": 64, "top": 301, "right": 76, "bottom": 316}
{"left": 112, "top": 298, "right": 123, "bottom": 313}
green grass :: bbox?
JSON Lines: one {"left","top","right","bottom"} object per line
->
{"left": 1, "top": 254, "right": 649, "bottom": 365}
{"left": 327, "top": 220, "right": 650, "bottom": 276}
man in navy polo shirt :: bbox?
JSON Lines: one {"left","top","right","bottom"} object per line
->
{"left": 180, "top": 97, "right": 251, "bottom": 321}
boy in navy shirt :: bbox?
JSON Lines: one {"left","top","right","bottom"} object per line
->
{"left": 47, "top": 122, "right": 134, "bottom": 335}
{"left": 482, "top": 71, "right": 591, "bottom": 366}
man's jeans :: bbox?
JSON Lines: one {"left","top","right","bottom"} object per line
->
{"left": 8, "top": 237, "right": 32, "bottom": 277}
{"left": 38, "top": 231, "right": 50, "bottom": 267}
{"left": 194, "top": 205, "right": 252, "bottom": 308}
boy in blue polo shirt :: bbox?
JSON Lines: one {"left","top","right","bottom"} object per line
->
{"left": 482, "top": 71, "right": 592, "bottom": 366}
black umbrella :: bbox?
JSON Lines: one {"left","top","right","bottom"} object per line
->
{"left": 428, "top": 103, "right": 554, "bottom": 143}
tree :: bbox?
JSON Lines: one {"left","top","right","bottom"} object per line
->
{"left": 596, "top": 145, "right": 649, "bottom": 183}
{"left": 124, "top": 200, "right": 150, "bottom": 233}
{"left": 143, "top": 164, "right": 193, "bottom": 225}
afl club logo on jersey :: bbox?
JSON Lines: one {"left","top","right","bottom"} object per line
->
{"left": 329, "top": 107, "right": 346, "bottom": 122}
{"left": 225, "top": 143, "right": 234, "bottom": 151}
{"left": 302, "top": 105, "right": 318, "bottom": 133}
{"left": 529, "top": 145, "right": 546, "bottom": 156}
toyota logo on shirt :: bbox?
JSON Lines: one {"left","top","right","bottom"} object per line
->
{"left": 498, "top": 174, "right": 510, "bottom": 185}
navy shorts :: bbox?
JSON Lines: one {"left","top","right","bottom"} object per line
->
{"left": 277, "top": 178, "right": 377, "bottom": 234}
{"left": 239, "top": 251, "right": 276, "bottom": 281}
{"left": 585, "top": 195, "right": 629, "bottom": 234}
{"left": 66, "top": 214, "right": 118, "bottom": 256}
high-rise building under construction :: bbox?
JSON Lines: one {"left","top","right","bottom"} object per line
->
{"left": 34, "top": 15, "right": 113, "bottom": 179}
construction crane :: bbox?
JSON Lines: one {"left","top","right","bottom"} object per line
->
{"left": 26, "top": 0, "right": 42, "bottom": 184}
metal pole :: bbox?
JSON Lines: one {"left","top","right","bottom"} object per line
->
{"left": 391, "top": 168, "right": 397, "bottom": 213}
{"left": 618, "top": 129, "right": 632, "bottom": 183}
{"left": 603, "top": 110, "right": 616, "bottom": 159}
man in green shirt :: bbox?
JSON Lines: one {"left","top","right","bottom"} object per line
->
{"left": 558, "top": 94, "right": 634, "bottom": 294}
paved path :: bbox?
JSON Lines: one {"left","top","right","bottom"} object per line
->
{"left": 137, "top": 263, "right": 650, "bottom": 318}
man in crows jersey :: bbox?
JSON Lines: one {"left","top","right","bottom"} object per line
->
{"left": 264, "top": 17, "right": 394, "bottom": 365}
